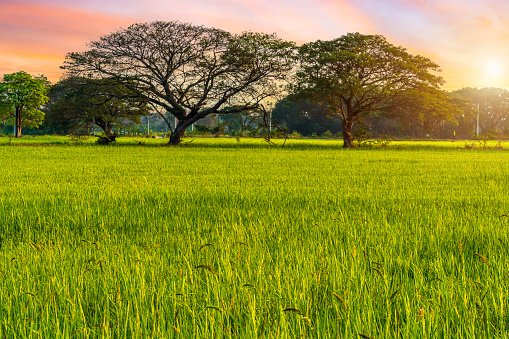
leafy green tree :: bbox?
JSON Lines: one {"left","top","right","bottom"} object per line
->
{"left": 292, "top": 33, "right": 443, "bottom": 148}
{"left": 0, "top": 71, "right": 50, "bottom": 137}
{"left": 46, "top": 77, "right": 151, "bottom": 137}
{"left": 384, "top": 85, "right": 462, "bottom": 137}
{"left": 271, "top": 99, "right": 342, "bottom": 136}
{"left": 453, "top": 87, "right": 509, "bottom": 136}
{"left": 63, "top": 21, "right": 295, "bottom": 145}
{"left": 0, "top": 101, "right": 11, "bottom": 134}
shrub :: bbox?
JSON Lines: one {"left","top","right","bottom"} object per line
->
{"left": 290, "top": 131, "right": 302, "bottom": 138}
{"left": 96, "top": 135, "right": 117, "bottom": 145}
{"left": 321, "top": 130, "right": 333, "bottom": 139}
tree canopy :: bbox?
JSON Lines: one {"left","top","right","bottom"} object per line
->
{"left": 292, "top": 33, "right": 444, "bottom": 147}
{"left": 62, "top": 20, "right": 296, "bottom": 145}
{"left": 0, "top": 71, "right": 50, "bottom": 137}
{"left": 46, "top": 77, "right": 151, "bottom": 137}
{"left": 384, "top": 85, "right": 463, "bottom": 137}
{"left": 454, "top": 87, "right": 509, "bottom": 136}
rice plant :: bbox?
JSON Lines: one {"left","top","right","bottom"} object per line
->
{"left": 0, "top": 139, "right": 508, "bottom": 337}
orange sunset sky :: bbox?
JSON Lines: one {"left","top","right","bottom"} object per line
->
{"left": 1, "top": 0, "right": 509, "bottom": 90}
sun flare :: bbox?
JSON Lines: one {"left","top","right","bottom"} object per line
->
{"left": 485, "top": 60, "right": 504, "bottom": 79}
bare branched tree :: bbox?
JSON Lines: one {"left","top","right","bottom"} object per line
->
{"left": 63, "top": 21, "right": 296, "bottom": 145}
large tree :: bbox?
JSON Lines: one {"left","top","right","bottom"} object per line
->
{"left": 46, "top": 77, "right": 151, "bottom": 137}
{"left": 454, "top": 87, "right": 509, "bottom": 135}
{"left": 62, "top": 21, "right": 295, "bottom": 145}
{"left": 384, "top": 85, "right": 463, "bottom": 137}
{"left": 292, "top": 33, "right": 444, "bottom": 148}
{"left": 0, "top": 71, "right": 49, "bottom": 137}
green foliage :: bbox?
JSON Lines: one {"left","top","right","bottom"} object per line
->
{"left": 474, "top": 129, "right": 499, "bottom": 142}
{"left": 0, "top": 96, "right": 12, "bottom": 120}
{"left": 46, "top": 77, "right": 150, "bottom": 136}
{"left": 95, "top": 135, "right": 117, "bottom": 145}
{"left": 453, "top": 87, "right": 509, "bottom": 136}
{"left": 385, "top": 86, "right": 462, "bottom": 137}
{"left": 290, "top": 130, "right": 302, "bottom": 138}
{"left": 272, "top": 99, "right": 342, "bottom": 136}
{"left": 0, "top": 71, "right": 49, "bottom": 137}
{"left": 293, "top": 33, "right": 443, "bottom": 148}
{"left": 194, "top": 124, "right": 212, "bottom": 134}
{"left": 321, "top": 130, "right": 333, "bottom": 139}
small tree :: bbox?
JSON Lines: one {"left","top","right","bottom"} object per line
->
{"left": 63, "top": 21, "right": 296, "bottom": 145}
{"left": 0, "top": 71, "right": 49, "bottom": 137}
{"left": 293, "top": 33, "right": 443, "bottom": 148}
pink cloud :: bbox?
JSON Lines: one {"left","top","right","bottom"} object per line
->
{"left": 0, "top": 1, "right": 133, "bottom": 81}
{"left": 2, "top": 0, "right": 509, "bottom": 89}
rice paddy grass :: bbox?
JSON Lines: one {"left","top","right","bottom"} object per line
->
{"left": 0, "top": 137, "right": 508, "bottom": 338}
{"left": 2, "top": 134, "right": 509, "bottom": 150}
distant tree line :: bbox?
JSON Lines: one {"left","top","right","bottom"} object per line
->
{"left": 1, "top": 21, "right": 509, "bottom": 146}
{"left": 271, "top": 86, "right": 507, "bottom": 141}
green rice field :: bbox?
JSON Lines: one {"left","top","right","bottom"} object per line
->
{"left": 1, "top": 137, "right": 509, "bottom": 338}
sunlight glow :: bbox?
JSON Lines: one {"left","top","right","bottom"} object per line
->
{"left": 485, "top": 60, "right": 504, "bottom": 79}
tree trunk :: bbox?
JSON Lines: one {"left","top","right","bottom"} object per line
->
{"left": 342, "top": 118, "right": 354, "bottom": 148}
{"left": 104, "top": 123, "right": 113, "bottom": 137}
{"left": 15, "top": 108, "right": 22, "bottom": 138}
{"left": 95, "top": 118, "right": 114, "bottom": 137}
{"left": 168, "top": 118, "right": 188, "bottom": 145}
{"left": 168, "top": 128, "right": 186, "bottom": 145}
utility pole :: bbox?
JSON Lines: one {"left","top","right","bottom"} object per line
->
{"left": 147, "top": 114, "right": 150, "bottom": 137}
{"left": 476, "top": 101, "right": 480, "bottom": 137}
{"left": 269, "top": 109, "right": 272, "bottom": 134}
{"left": 477, "top": 112, "right": 480, "bottom": 136}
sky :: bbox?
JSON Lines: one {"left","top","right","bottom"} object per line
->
{"left": 1, "top": 0, "right": 509, "bottom": 90}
